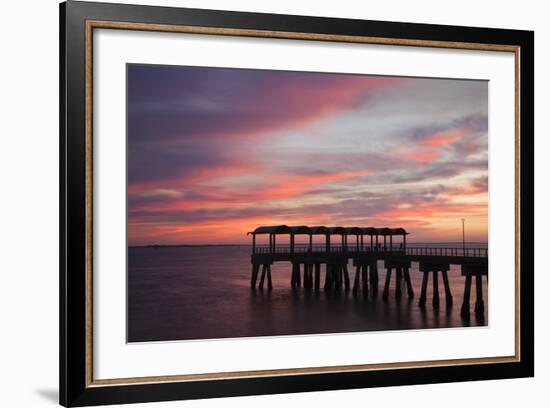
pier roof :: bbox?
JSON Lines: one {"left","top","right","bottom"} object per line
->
{"left": 288, "top": 226, "right": 311, "bottom": 234}
{"left": 326, "top": 227, "right": 346, "bottom": 235}
{"left": 377, "top": 227, "right": 392, "bottom": 235}
{"left": 248, "top": 225, "right": 408, "bottom": 235}
{"left": 249, "top": 225, "right": 291, "bottom": 235}
{"left": 309, "top": 226, "right": 328, "bottom": 234}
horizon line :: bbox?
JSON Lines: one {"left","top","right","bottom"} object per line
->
{"left": 129, "top": 241, "right": 489, "bottom": 248}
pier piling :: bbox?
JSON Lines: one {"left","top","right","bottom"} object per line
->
{"left": 363, "top": 265, "right": 370, "bottom": 292}
{"left": 343, "top": 264, "right": 350, "bottom": 291}
{"left": 251, "top": 264, "right": 260, "bottom": 288}
{"left": 324, "top": 264, "right": 331, "bottom": 290}
{"left": 382, "top": 267, "right": 392, "bottom": 300}
{"left": 419, "top": 271, "right": 429, "bottom": 307}
{"left": 418, "top": 262, "right": 450, "bottom": 309}
{"left": 314, "top": 263, "right": 321, "bottom": 290}
{"left": 303, "top": 264, "right": 310, "bottom": 289}
{"left": 370, "top": 262, "right": 379, "bottom": 292}
{"left": 267, "top": 265, "right": 273, "bottom": 290}
{"left": 461, "top": 264, "right": 488, "bottom": 319}
{"left": 442, "top": 270, "right": 453, "bottom": 307}
{"left": 404, "top": 268, "right": 414, "bottom": 298}
{"left": 461, "top": 274, "right": 472, "bottom": 318}
{"left": 396, "top": 267, "right": 403, "bottom": 300}
{"left": 259, "top": 264, "right": 267, "bottom": 289}
{"left": 474, "top": 272, "right": 485, "bottom": 318}
{"left": 353, "top": 265, "right": 361, "bottom": 292}
{"left": 432, "top": 270, "right": 440, "bottom": 309}
{"left": 383, "top": 260, "right": 413, "bottom": 301}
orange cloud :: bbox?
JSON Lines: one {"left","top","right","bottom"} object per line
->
{"left": 128, "top": 163, "right": 263, "bottom": 196}
{"left": 393, "top": 126, "right": 469, "bottom": 164}
{"left": 131, "top": 168, "right": 372, "bottom": 215}
{"left": 254, "top": 169, "right": 371, "bottom": 201}
{"left": 419, "top": 128, "right": 467, "bottom": 147}
{"left": 128, "top": 213, "right": 331, "bottom": 245}
{"left": 377, "top": 202, "right": 486, "bottom": 220}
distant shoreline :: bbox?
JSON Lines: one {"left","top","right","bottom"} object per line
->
{"left": 129, "top": 244, "right": 250, "bottom": 248}
{"left": 130, "top": 242, "right": 489, "bottom": 249}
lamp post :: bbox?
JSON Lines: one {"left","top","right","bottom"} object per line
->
{"left": 461, "top": 218, "right": 466, "bottom": 255}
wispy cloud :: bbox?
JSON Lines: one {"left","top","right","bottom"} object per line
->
{"left": 127, "top": 65, "right": 488, "bottom": 245}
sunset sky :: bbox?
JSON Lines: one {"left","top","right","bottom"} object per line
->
{"left": 127, "top": 64, "right": 488, "bottom": 245}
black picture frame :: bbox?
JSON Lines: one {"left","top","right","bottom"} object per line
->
{"left": 60, "top": 1, "right": 534, "bottom": 406}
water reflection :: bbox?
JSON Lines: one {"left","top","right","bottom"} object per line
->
{"left": 128, "top": 246, "right": 488, "bottom": 342}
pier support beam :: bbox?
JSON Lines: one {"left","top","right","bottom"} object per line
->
{"left": 353, "top": 262, "right": 376, "bottom": 295}
{"left": 419, "top": 271, "right": 429, "bottom": 307}
{"left": 259, "top": 264, "right": 273, "bottom": 290}
{"left": 324, "top": 264, "right": 331, "bottom": 290}
{"left": 475, "top": 272, "right": 485, "bottom": 318}
{"left": 395, "top": 267, "right": 403, "bottom": 300}
{"left": 355, "top": 266, "right": 366, "bottom": 292}
{"left": 291, "top": 262, "right": 302, "bottom": 289}
{"left": 314, "top": 263, "right": 321, "bottom": 290}
{"left": 351, "top": 259, "right": 379, "bottom": 294}
{"left": 343, "top": 264, "right": 350, "bottom": 290}
{"left": 250, "top": 264, "right": 260, "bottom": 288}
{"left": 323, "top": 263, "right": 349, "bottom": 291}
{"left": 382, "top": 267, "right": 392, "bottom": 300}
{"left": 418, "top": 262, "right": 450, "bottom": 309}
{"left": 251, "top": 263, "right": 271, "bottom": 290}
{"left": 461, "top": 274, "right": 472, "bottom": 318}
{"left": 332, "top": 265, "right": 340, "bottom": 290}
{"left": 362, "top": 265, "right": 369, "bottom": 291}
{"left": 267, "top": 265, "right": 272, "bottom": 290}
{"left": 353, "top": 265, "right": 362, "bottom": 293}
{"left": 337, "top": 264, "right": 343, "bottom": 289}
{"left": 461, "top": 263, "right": 488, "bottom": 319}
{"left": 442, "top": 270, "right": 453, "bottom": 306}
{"left": 303, "top": 264, "right": 314, "bottom": 289}
{"left": 404, "top": 268, "right": 414, "bottom": 298}
{"left": 370, "top": 262, "right": 379, "bottom": 290}
{"left": 383, "top": 260, "right": 413, "bottom": 301}
{"left": 432, "top": 269, "right": 440, "bottom": 309}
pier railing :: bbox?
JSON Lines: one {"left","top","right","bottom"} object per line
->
{"left": 253, "top": 244, "right": 487, "bottom": 258}
{"left": 253, "top": 244, "right": 388, "bottom": 254}
{"left": 405, "top": 247, "right": 487, "bottom": 258}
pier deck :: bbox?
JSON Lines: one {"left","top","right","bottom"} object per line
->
{"left": 251, "top": 245, "right": 487, "bottom": 266}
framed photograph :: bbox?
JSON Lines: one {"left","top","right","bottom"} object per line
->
{"left": 60, "top": 1, "right": 534, "bottom": 406}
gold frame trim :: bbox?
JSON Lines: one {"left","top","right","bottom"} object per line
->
{"left": 84, "top": 20, "right": 521, "bottom": 388}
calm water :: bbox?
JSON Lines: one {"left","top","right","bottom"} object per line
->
{"left": 128, "top": 244, "right": 488, "bottom": 342}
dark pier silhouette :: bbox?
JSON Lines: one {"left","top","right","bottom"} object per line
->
{"left": 248, "top": 225, "right": 488, "bottom": 319}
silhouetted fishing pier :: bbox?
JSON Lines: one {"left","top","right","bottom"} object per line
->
{"left": 248, "top": 225, "right": 488, "bottom": 318}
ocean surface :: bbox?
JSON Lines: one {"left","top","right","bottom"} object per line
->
{"left": 128, "top": 244, "right": 488, "bottom": 342}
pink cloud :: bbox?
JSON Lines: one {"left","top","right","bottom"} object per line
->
{"left": 419, "top": 128, "right": 467, "bottom": 147}
{"left": 395, "top": 149, "right": 439, "bottom": 164}
{"left": 393, "top": 125, "right": 470, "bottom": 164}
{"left": 130, "top": 168, "right": 372, "bottom": 215}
